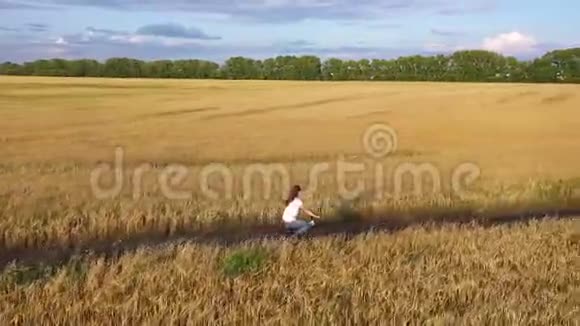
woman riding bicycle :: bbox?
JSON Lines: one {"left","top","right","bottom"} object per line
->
{"left": 282, "top": 185, "right": 321, "bottom": 236}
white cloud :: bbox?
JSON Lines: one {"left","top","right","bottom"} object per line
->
{"left": 482, "top": 31, "right": 537, "bottom": 55}
{"left": 54, "top": 36, "right": 67, "bottom": 45}
{"left": 55, "top": 24, "right": 217, "bottom": 49}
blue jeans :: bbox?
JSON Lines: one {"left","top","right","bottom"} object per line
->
{"left": 285, "top": 220, "right": 313, "bottom": 236}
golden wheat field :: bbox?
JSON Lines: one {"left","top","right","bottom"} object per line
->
{"left": 0, "top": 76, "right": 579, "bottom": 324}
{"left": 1, "top": 220, "right": 579, "bottom": 325}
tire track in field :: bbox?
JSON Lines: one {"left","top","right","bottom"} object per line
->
{"left": 496, "top": 90, "right": 539, "bottom": 104}
{"left": 350, "top": 108, "right": 393, "bottom": 118}
{"left": 1, "top": 106, "right": 221, "bottom": 143}
{"left": 0, "top": 206, "right": 578, "bottom": 271}
{"left": 540, "top": 92, "right": 575, "bottom": 104}
{"left": 137, "top": 106, "right": 220, "bottom": 119}
{"left": 201, "top": 94, "right": 367, "bottom": 120}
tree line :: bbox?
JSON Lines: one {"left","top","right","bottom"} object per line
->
{"left": 1, "top": 48, "right": 579, "bottom": 83}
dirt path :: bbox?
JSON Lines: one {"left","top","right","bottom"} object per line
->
{"left": 1, "top": 208, "right": 578, "bottom": 270}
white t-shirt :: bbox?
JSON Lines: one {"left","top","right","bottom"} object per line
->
{"left": 282, "top": 198, "right": 303, "bottom": 223}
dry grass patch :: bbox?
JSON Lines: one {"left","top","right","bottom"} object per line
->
{"left": 0, "top": 219, "right": 577, "bottom": 325}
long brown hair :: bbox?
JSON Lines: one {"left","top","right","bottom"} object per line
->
{"left": 285, "top": 185, "right": 302, "bottom": 205}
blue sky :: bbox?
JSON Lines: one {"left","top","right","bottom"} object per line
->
{"left": 0, "top": 0, "right": 577, "bottom": 62}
